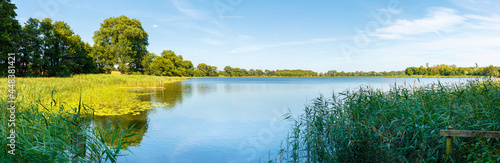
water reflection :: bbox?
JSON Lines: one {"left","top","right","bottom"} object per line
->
{"left": 196, "top": 84, "right": 217, "bottom": 96}
{"left": 115, "top": 77, "right": 470, "bottom": 162}
{"left": 137, "top": 83, "right": 192, "bottom": 110}
{"left": 93, "top": 83, "right": 193, "bottom": 148}
{"left": 93, "top": 112, "right": 149, "bottom": 147}
{"left": 224, "top": 84, "right": 246, "bottom": 93}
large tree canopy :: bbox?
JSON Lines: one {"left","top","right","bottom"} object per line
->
{"left": 0, "top": 0, "right": 22, "bottom": 76}
{"left": 92, "top": 15, "right": 149, "bottom": 72}
{"left": 17, "top": 18, "right": 97, "bottom": 77}
{"left": 149, "top": 50, "right": 194, "bottom": 76}
{"left": 194, "top": 63, "right": 218, "bottom": 77}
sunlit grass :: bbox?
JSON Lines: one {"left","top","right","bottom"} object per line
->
{"left": 0, "top": 74, "right": 185, "bottom": 116}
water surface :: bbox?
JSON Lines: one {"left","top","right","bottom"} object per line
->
{"left": 104, "top": 77, "right": 471, "bottom": 162}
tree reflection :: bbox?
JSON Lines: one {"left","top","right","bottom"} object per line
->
{"left": 93, "top": 111, "right": 149, "bottom": 148}
{"left": 196, "top": 84, "right": 217, "bottom": 96}
{"left": 138, "top": 83, "right": 192, "bottom": 110}
{"left": 92, "top": 83, "right": 194, "bottom": 148}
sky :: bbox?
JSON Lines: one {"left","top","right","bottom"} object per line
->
{"left": 12, "top": 0, "right": 500, "bottom": 72}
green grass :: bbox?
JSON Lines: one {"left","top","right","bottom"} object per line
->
{"left": 387, "top": 75, "right": 493, "bottom": 78}
{"left": 0, "top": 74, "right": 185, "bottom": 116}
{"left": 271, "top": 79, "right": 500, "bottom": 162}
{"left": 0, "top": 74, "right": 184, "bottom": 162}
{"left": 0, "top": 96, "right": 141, "bottom": 162}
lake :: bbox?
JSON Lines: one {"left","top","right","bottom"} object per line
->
{"left": 98, "top": 77, "right": 471, "bottom": 162}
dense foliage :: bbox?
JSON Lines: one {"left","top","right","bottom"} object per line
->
{"left": 18, "top": 18, "right": 98, "bottom": 77}
{"left": 0, "top": 0, "right": 21, "bottom": 77}
{"left": 149, "top": 50, "right": 194, "bottom": 76}
{"left": 321, "top": 70, "right": 406, "bottom": 77}
{"left": 405, "top": 64, "right": 500, "bottom": 77}
{"left": 92, "top": 15, "right": 149, "bottom": 73}
{"left": 194, "top": 63, "right": 218, "bottom": 77}
{"left": 221, "top": 66, "right": 319, "bottom": 77}
{"left": 272, "top": 79, "right": 500, "bottom": 162}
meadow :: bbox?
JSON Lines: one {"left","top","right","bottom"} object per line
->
{"left": 0, "top": 74, "right": 185, "bottom": 116}
{"left": 272, "top": 79, "right": 500, "bottom": 162}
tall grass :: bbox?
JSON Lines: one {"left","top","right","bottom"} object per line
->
{"left": 272, "top": 79, "right": 500, "bottom": 162}
{"left": 0, "top": 96, "right": 139, "bottom": 162}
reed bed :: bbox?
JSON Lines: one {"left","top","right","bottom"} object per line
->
{"left": 0, "top": 74, "right": 185, "bottom": 116}
{"left": 272, "top": 79, "right": 500, "bottom": 162}
{"left": 0, "top": 97, "right": 139, "bottom": 162}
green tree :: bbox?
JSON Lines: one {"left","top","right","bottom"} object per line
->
{"left": 149, "top": 50, "right": 194, "bottom": 76}
{"left": 160, "top": 50, "right": 181, "bottom": 76}
{"left": 249, "top": 69, "right": 255, "bottom": 76}
{"left": 218, "top": 70, "right": 227, "bottom": 76}
{"left": 0, "top": 0, "right": 22, "bottom": 76}
{"left": 405, "top": 67, "right": 415, "bottom": 76}
{"left": 255, "top": 69, "right": 264, "bottom": 76}
{"left": 16, "top": 17, "right": 97, "bottom": 77}
{"left": 141, "top": 52, "right": 156, "bottom": 75}
{"left": 484, "top": 65, "right": 499, "bottom": 77}
{"left": 195, "top": 63, "right": 218, "bottom": 77}
{"left": 150, "top": 57, "right": 174, "bottom": 76}
{"left": 92, "top": 15, "right": 149, "bottom": 73}
{"left": 18, "top": 18, "right": 43, "bottom": 76}
{"left": 224, "top": 66, "right": 234, "bottom": 76}
{"left": 179, "top": 60, "right": 194, "bottom": 76}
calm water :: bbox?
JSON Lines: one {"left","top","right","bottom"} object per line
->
{"left": 98, "top": 77, "right": 471, "bottom": 162}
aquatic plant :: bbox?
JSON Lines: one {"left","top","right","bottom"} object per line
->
{"left": 272, "top": 79, "right": 500, "bottom": 162}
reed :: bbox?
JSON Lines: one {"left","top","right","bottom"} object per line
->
{"left": 272, "top": 79, "right": 500, "bottom": 162}
{"left": 0, "top": 96, "right": 139, "bottom": 162}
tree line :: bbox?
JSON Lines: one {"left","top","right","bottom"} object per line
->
{"left": 1, "top": 0, "right": 499, "bottom": 78}
{"left": 405, "top": 64, "right": 500, "bottom": 77}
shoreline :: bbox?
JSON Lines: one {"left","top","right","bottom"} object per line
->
{"left": 184, "top": 76, "right": 496, "bottom": 79}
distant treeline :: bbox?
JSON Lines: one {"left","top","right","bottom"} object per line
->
{"left": 405, "top": 64, "right": 500, "bottom": 77}
{"left": 1, "top": 1, "right": 499, "bottom": 78}
{"left": 219, "top": 67, "right": 318, "bottom": 77}
{"left": 321, "top": 70, "right": 406, "bottom": 77}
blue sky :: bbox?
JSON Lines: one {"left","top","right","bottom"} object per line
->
{"left": 12, "top": 0, "right": 500, "bottom": 72}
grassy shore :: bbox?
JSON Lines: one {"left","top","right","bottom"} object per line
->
{"left": 0, "top": 74, "right": 185, "bottom": 116}
{"left": 190, "top": 75, "right": 496, "bottom": 78}
{"left": 386, "top": 75, "right": 492, "bottom": 78}
{"left": 0, "top": 74, "right": 185, "bottom": 162}
{"left": 271, "top": 79, "right": 500, "bottom": 162}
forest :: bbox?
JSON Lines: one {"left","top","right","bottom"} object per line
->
{"left": 1, "top": 0, "right": 499, "bottom": 78}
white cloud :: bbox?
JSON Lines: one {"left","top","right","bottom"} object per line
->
{"left": 153, "top": 24, "right": 158, "bottom": 28}
{"left": 465, "top": 14, "right": 500, "bottom": 22}
{"left": 170, "top": 0, "right": 206, "bottom": 19}
{"left": 374, "top": 7, "right": 465, "bottom": 39}
{"left": 449, "top": 0, "right": 499, "bottom": 11}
